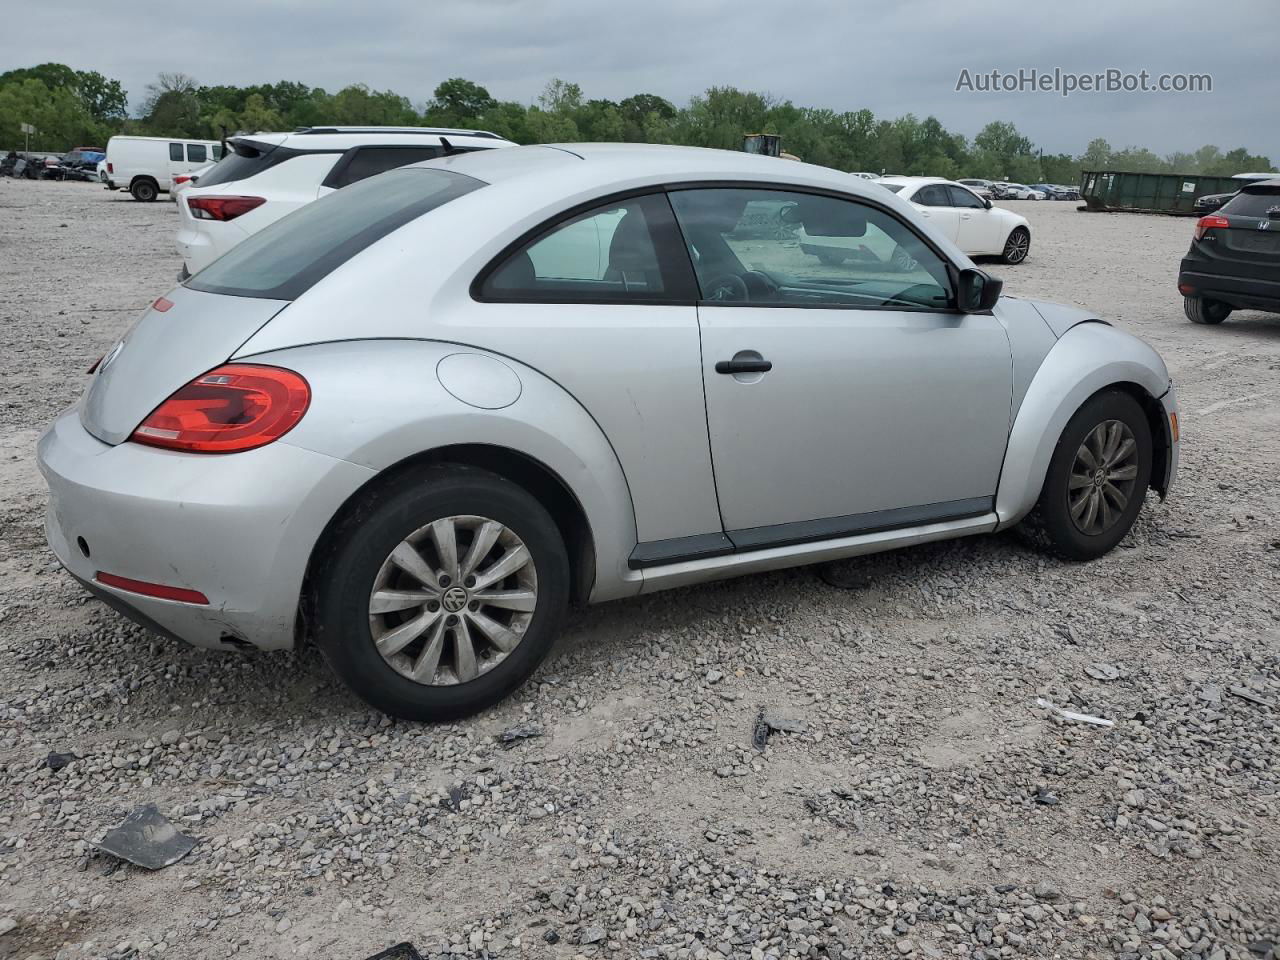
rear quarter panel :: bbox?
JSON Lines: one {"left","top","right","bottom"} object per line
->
{"left": 236, "top": 339, "right": 643, "bottom": 602}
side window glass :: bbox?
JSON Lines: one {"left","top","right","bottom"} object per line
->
{"left": 948, "top": 185, "right": 985, "bottom": 209}
{"left": 168, "top": 143, "right": 183, "bottom": 162}
{"left": 480, "top": 193, "right": 694, "bottom": 302}
{"left": 212, "top": 144, "right": 224, "bottom": 160}
{"left": 334, "top": 147, "right": 443, "bottom": 188}
{"left": 668, "top": 187, "right": 953, "bottom": 311}
{"left": 915, "top": 185, "right": 950, "bottom": 207}
{"left": 187, "top": 144, "right": 207, "bottom": 164}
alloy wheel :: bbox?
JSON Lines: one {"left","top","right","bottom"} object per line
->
{"left": 1067, "top": 420, "right": 1139, "bottom": 536}
{"left": 1005, "top": 229, "right": 1030, "bottom": 263}
{"left": 368, "top": 515, "right": 538, "bottom": 685}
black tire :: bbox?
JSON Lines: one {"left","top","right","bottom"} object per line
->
{"left": 130, "top": 178, "right": 158, "bottom": 202}
{"left": 1184, "top": 296, "right": 1230, "bottom": 325}
{"left": 1002, "top": 226, "right": 1031, "bottom": 264}
{"left": 312, "top": 465, "right": 570, "bottom": 721}
{"left": 817, "top": 252, "right": 845, "bottom": 266}
{"left": 1018, "top": 390, "right": 1152, "bottom": 561}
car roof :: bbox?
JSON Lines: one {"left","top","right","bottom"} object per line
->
{"left": 417, "top": 142, "right": 897, "bottom": 196}
{"left": 1240, "top": 177, "right": 1280, "bottom": 191}
{"left": 879, "top": 175, "right": 948, "bottom": 186}
{"left": 233, "top": 128, "right": 513, "bottom": 151}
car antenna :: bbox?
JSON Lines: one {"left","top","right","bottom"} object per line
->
{"left": 439, "top": 136, "right": 461, "bottom": 157}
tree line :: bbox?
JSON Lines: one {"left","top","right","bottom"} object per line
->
{"left": 2, "top": 63, "right": 1272, "bottom": 183}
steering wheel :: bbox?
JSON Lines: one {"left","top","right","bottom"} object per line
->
{"left": 704, "top": 273, "right": 749, "bottom": 302}
{"left": 741, "top": 270, "right": 779, "bottom": 300}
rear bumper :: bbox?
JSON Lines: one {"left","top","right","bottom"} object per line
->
{"left": 1179, "top": 261, "right": 1280, "bottom": 314}
{"left": 38, "top": 410, "right": 375, "bottom": 651}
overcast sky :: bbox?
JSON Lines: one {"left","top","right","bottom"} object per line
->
{"left": 5, "top": 0, "right": 1277, "bottom": 162}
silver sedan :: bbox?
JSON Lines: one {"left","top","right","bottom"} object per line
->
{"left": 38, "top": 144, "right": 1179, "bottom": 719}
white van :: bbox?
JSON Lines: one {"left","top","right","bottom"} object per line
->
{"left": 105, "top": 135, "right": 225, "bottom": 201}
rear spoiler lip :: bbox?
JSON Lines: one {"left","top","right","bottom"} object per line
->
{"left": 225, "top": 136, "right": 283, "bottom": 159}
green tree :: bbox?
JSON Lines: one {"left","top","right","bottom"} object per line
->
{"left": 429, "top": 78, "right": 496, "bottom": 125}
{"left": 74, "top": 70, "right": 128, "bottom": 121}
{"left": 538, "top": 78, "right": 583, "bottom": 114}
{"left": 574, "top": 99, "right": 625, "bottom": 141}
{"left": 0, "top": 77, "right": 110, "bottom": 150}
{"left": 238, "top": 92, "right": 284, "bottom": 133}
{"left": 330, "top": 84, "right": 418, "bottom": 126}
{"left": 1081, "top": 138, "right": 1112, "bottom": 170}
{"left": 618, "top": 93, "right": 675, "bottom": 140}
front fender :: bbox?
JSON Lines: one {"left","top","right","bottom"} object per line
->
{"left": 995, "top": 323, "right": 1171, "bottom": 528}
{"left": 239, "top": 339, "right": 642, "bottom": 602}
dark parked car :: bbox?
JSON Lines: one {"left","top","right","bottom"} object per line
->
{"left": 1179, "top": 178, "right": 1280, "bottom": 324}
{"left": 1193, "top": 191, "right": 1237, "bottom": 213}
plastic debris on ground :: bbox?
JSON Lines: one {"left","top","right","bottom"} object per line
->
{"left": 93, "top": 804, "right": 197, "bottom": 870}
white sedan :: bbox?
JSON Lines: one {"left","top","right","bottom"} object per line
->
{"left": 877, "top": 177, "right": 1032, "bottom": 263}
{"left": 1003, "top": 183, "right": 1046, "bottom": 200}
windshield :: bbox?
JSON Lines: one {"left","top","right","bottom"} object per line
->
{"left": 186, "top": 168, "right": 483, "bottom": 300}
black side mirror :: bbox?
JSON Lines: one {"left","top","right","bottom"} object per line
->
{"left": 957, "top": 268, "right": 1002, "bottom": 312}
{"left": 779, "top": 203, "right": 801, "bottom": 225}
{"left": 983, "top": 197, "right": 992, "bottom": 209}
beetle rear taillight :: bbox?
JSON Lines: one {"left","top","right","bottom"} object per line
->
{"left": 1194, "top": 214, "right": 1229, "bottom": 240}
{"left": 187, "top": 195, "right": 266, "bottom": 221}
{"left": 130, "top": 364, "right": 310, "bottom": 453}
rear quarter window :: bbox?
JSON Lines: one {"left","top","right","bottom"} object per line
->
{"left": 186, "top": 168, "right": 483, "bottom": 300}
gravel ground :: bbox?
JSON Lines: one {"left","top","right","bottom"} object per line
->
{"left": 1, "top": 179, "right": 1277, "bottom": 960}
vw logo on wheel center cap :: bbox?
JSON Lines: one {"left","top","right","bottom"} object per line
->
{"left": 442, "top": 586, "right": 469, "bottom": 612}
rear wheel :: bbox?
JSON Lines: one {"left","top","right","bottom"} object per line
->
{"left": 1184, "top": 296, "right": 1231, "bottom": 325}
{"left": 313, "top": 466, "right": 570, "bottom": 721}
{"left": 130, "top": 178, "right": 158, "bottom": 202}
{"left": 1002, "top": 227, "right": 1031, "bottom": 264}
{"left": 1018, "top": 390, "right": 1152, "bottom": 560}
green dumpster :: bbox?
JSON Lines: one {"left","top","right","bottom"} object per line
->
{"left": 1079, "top": 170, "right": 1244, "bottom": 215}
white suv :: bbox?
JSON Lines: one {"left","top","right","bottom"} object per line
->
{"left": 175, "top": 127, "right": 514, "bottom": 277}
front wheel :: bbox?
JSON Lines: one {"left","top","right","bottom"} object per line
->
{"left": 1002, "top": 227, "right": 1031, "bottom": 264}
{"left": 1184, "top": 296, "right": 1231, "bottom": 325}
{"left": 313, "top": 466, "right": 570, "bottom": 721}
{"left": 1018, "top": 390, "right": 1152, "bottom": 560}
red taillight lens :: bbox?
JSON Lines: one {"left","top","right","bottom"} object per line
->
{"left": 130, "top": 364, "right": 310, "bottom": 453}
{"left": 173, "top": 175, "right": 191, "bottom": 185}
{"left": 107, "top": 162, "right": 113, "bottom": 173}
{"left": 187, "top": 195, "right": 265, "bottom": 221}
{"left": 1194, "top": 215, "right": 1229, "bottom": 240}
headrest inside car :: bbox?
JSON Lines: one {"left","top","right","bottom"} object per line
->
{"left": 795, "top": 197, "right": 867, "bottom": 237}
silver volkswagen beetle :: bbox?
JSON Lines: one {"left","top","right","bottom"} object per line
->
{"left": 38, "top": 144, "right": 1179, "bottom": 720}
